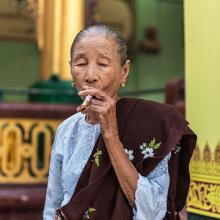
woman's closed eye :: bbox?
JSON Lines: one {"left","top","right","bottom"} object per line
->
{"left": 98, "top": 63, "right": 109, "bottom": 67}
{"left": 74, "top": 63, "right": 87, "bottom": 66}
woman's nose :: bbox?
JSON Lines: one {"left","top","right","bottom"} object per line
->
{"left": 85, "top": 66, "right": 98, "bottom": 84}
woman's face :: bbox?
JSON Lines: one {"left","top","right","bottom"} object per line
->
{"left": 70, "top": 34, "right": 130, "bottom": 99}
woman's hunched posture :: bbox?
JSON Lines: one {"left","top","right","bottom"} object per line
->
{"left": 43, "top": 25, "right": 196, "bottom": 220}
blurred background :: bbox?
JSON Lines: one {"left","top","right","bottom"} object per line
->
{"left": 0, "top": 0, "right": 219, "bottom": 219}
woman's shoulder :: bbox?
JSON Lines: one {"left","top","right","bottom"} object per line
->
{"left": 121, "top": 97, "right": 188, "bottom": 132}
{"left": 52, "top": 112, "right": 84, "bottom": 154}
{"left": 122, "top": 97, "right": 184, "bottom": 118}
{"left": 56, "top": 112, "right": 84, "bottom": 136}
{"left": 139, "top": 98, "right": 177, "bottom": 111}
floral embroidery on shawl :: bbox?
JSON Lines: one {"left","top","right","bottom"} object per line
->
{"left": 93, "top": 149, "right": 102, "bottom": 167}
{"left": 124, "top": 148, "right": 134, "bottom": 161}
{"left": 83, "top": 207, "right": 96, "bottom": 219}
{"left": 140, "top": 138, "right": 161, "bottom": 159}
{"left": 173, "top": 142, "right": 181, "bottom": 154}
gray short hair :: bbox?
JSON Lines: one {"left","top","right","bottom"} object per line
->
{"left": 70, "top": 24, "right": 128, "bottom": 66}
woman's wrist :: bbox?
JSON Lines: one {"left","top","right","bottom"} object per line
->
{"left": 103, "top": 130, "right": 118, "bottom": 139}
{"left": 102, "top": 129, "right": 120, "bottom": 145}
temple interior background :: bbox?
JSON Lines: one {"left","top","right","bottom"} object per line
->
{"left": 0, "top": 0, "right": 219, "bottom": 219}
{"left": 0, "top": 0, "right": 184, "bottom": 102}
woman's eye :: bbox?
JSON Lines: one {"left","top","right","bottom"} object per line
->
{"left": 99, "top": 63, "right": 108, "bottom": 67}
{"left": 75, "top": 63, "right": 86, "bottom": 66}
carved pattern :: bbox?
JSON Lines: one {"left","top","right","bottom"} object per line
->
{"left": 26, "top": 0, "right": 44, "bottom": 49}
{"left": 190, "top": 143, "right": 220, "bottom": 178}
{"left": 215, "top": 143, "right": 220, "bottom": 163}
{"left": 0, "top": 118, "right": 60, "bottom": 184}
{"left": 188, "top": 143, "right": 220, "bottom": 218}
{"left": 188, "top": 181, "right": 220, "bottom": 216}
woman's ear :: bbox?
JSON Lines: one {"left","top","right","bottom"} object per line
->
{"left": 121, "top": 59, "right": 131, "bottom": 84}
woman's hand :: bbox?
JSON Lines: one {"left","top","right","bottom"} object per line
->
{"left": 77, "top": 86, "right": 119, "bottom": 138}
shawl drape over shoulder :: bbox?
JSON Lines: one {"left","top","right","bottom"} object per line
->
{"left": 59, "top": 98, "right": 196, "bottom": 220}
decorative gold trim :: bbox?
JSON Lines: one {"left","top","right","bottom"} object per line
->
{"left": 187, "top": 180, "right": 220, "bottom": 218}
{"left": 36, "top": 0, "right": 45, "bottom": 50}
{"left": 0, "top": 118, "right": 61, "bottom": 184}
{"left": 25, "top": 0, "right": 44, "bottom": 50}
{"left": 187, "top": 143, "right": 220, "bottom": 218}
{"left": 190, "top": 143, "right": 220, "bottom": 181}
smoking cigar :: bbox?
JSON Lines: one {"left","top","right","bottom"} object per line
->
{"left": 81, "top": 95, "right": 92, "bottom": 108}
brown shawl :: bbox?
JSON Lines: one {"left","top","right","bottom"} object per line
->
{"left": 58, "top": 98, "right": 196, "bottom": 220}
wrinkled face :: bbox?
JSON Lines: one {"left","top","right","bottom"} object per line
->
{"left": 70, "top": 34, "right": 130, "bottom": 99}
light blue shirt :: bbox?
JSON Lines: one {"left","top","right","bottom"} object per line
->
{"left": 43, "top": 112, "right": 171, "bottom": 220}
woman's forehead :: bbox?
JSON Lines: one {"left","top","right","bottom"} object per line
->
{"left": 74, "top": 35, "right": 118, "bottom": 55}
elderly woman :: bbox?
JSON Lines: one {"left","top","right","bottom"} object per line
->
{"left": 43, "top": 25, "right": 196, "bottom": 220}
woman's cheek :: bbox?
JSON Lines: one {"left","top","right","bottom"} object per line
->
{"left": 72, "top": 70, "right": 84, "bottom": 88}
{"left": 73, "top": 68, "right": 87, "bottom": 82}
{"left": 72, "top": 66, "right": 84, "bottom": 75}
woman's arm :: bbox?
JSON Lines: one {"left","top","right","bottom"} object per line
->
{"left": 103, "top": 133, "right": 138, "bottom": 207}
{"left": 104, "top": 136, "right": 170, "bottom": 219}
{"left": 43, "top": 151, "right": 64, "bottom": 220}
{"left": 78, "top": 87, "right": 139, "bottom": 206}
{"left": 43, "top": 127, "right": 64, "bottom": 220}
{"left": 103, "top": 130, "right": 171, "bottom": 219}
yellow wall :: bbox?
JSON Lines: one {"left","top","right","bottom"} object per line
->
{"left": 185, "top": 0, "right": 220, "bottom": 148}
{"left": 185, "top": 0, "right": 220, "bottom": 218}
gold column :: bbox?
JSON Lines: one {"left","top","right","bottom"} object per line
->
{"left": 185, "top": 0, "right": 220, "bottom": 218}
{"left": 40, "top": 0, "right": 84, "bottom": 80}
{"left": 40, "top": 0, "right": 61, "bottom": 80}
{"left": 59, "top": 0, "right": 85, "bottom": 80}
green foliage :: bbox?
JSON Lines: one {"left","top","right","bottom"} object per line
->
{"left": 93, "top": 150, "right": 102, "bottom": 167}
{"left": 148, "top": 138, "right": 161, "bottom": 149}
{"left": 88, "top": 207, "right": 96, "bottom": 213}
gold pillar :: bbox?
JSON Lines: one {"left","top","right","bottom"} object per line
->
{"left": 185, "top": 0, "right": 220, "bottom": 218}
{"left": 60, "top": 0, "right": 85, "bottom": 80}
{"left": 40, "top": 0, "right": 84, "bottom": 80}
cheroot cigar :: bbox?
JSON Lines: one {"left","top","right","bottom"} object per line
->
{"left": 81, "top": 95, "right": 92, "bottom": 108}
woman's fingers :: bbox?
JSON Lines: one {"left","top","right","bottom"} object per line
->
{"left": 77, "top": 87, "right": 116, "bottom": 116}
{"left": 81, "top": 104, "right": 105, "bottom": 114}
{"left": 77, "top": 92, "right": 107, "bottom": 112}
{"left": 78, "top": 88, "right": 106, "bottom": 100}
{"left": 90, "top": 98, "right": 105, "bottom": 106}
{"left": 77, "top": 97, "right": 104, "bottom": 111}
{"left": 83, "top": 101, "right": 115, "bottom": 115}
